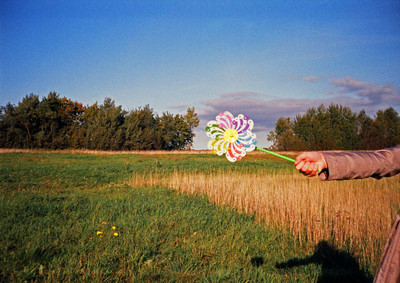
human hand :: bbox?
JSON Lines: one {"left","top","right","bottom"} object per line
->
{"left": 295, "top": 152, "right": 328, "bottom": 177}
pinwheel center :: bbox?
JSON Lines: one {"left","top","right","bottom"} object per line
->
{"left": 224, "top": 129, "right": 238, "bottom": 143}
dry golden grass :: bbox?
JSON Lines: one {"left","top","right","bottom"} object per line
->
{"left": 130, "top": 170, "right": 400, "bottom": 268}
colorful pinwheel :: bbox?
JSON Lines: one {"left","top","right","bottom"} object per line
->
{"left": 206, "top": 111, "right": 296, "bottom": 163}
{"left": 206, "top": 111, "right": 257, "bottom": 162}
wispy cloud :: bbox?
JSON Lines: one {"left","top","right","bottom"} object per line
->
{"left": 303, "top": 75, "right": 320, "bottom": 83}
{"left": 168, "top": 104, "right": 191, "bottom": 111}
{"left": 331, "top": 77, "right": 399, "bottom": 105}
{"left": 219, "top": 91, "right": 261, "bottom": 98}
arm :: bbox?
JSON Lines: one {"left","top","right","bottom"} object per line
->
{"left": 295, "top": 145, "right": 400, "bottom": 181}
{"left": 320, "top": 145, "right": 400, "bottom": 180}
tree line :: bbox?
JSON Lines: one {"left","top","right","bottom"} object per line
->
{"left": 2, "top": 93, "right": 398, "bottom": 151}
{"left": 267, "top": 104, "right": 400, "bottom": 151}
{"left": 0, "top": 92, "right": 199, "bottom": 150}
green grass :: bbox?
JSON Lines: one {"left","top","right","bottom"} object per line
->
{"left": 0, "top": 153, "right": 372, "bottom": 282}
{"left": 0, "top": 153, "right": 293, "bottom": 191}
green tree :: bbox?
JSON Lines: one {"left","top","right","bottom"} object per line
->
{"left": 269, "top": 104, "right": 360, "bottom": 151}
{"left": 183, "top": 107, "right": 200, "bottom": 150}
{"left": 356, "top": 110, "right": 374, "bottom": 150}
{"left": 123, "top": 105, "right": 161, "bottom": 150}
{"left": 0, "top": 103, "right": 25, "bottom": 148}
{"left": 160, "top": 112, "right": 184, "bottom": 150}
{"left": 1, "top": 93, "right": 202, "bottom": 151}
{"left": 81, "top": 102, "right": 99, "bottom": 149}
{"left": 159, "top": 111, "right": 199, "bottom": 150}
{"left": 83, "top": 98, "right": 126, "bottom": 150}
{"left": 293, "top": 107, "right": 320, "bottom": 150}
{"left": 28, "top": 92, "right": 86, "bottom": 149}
{"left": 36, "top": 92, "right": 64, "bottom": 148}
{"left": 58, "top": 97, "right": 85, "bottom": 149}
{"left": 293, "top": 104, "right": 358, "bottom": 150}
{"left": 372, "top": 107, "right": 400, "bottom": 149}
{"left": 14, "top": 94, "right": 41, "bottom": 148}
{"left": 267, "top": 117, "right": 305, "bottom": 151}
{"left": 326, "top": 104, "right": 359, "bottom": 150}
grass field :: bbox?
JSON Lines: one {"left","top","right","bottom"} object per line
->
{"left": 1, "top": 151, "right": 397, "bottom": 282}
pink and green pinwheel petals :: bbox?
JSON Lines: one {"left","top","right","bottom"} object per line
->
{"left": 206, "top": 111, "right": 257, "bottom": 162}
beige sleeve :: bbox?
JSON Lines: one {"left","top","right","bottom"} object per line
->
{"left": 318, "top": 145, "right": 400, "bottom": 181}
{"left": 373, "top": 214, "right": 400, "bottom": 283}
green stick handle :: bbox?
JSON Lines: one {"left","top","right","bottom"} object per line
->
{"left": 255, "top": 147, "right": 296, "bottom": 163}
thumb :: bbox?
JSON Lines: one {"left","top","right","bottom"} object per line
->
{"left": 316, "top": 162, "right": 323, "bottom": 173}
{"left": 316, "top": 156, "right": 328, "bottom": 173}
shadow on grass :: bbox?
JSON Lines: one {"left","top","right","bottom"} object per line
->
{"left": 250, "top": 256, "right": 264, "bottom": 267}
{"left": 275, "top": 240, "right": 373, "bottom": 283}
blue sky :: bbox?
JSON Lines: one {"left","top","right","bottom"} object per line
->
{"left": 1, "top": 1, "right": 400, "bottom": 149}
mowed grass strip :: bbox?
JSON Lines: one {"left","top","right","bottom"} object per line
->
{"left": 0, "top": 153, "right": 372, "bottom": 281}
{"left": 0, "top": 152, "right": 292, "bottom": 192}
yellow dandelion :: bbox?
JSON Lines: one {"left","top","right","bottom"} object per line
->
{"left": 101, "top": 221, "right": 108, "bottom": 225}
{"left": 113, "top": 232, "right": 119, "bottom": 237}
{"left": 97, "top": 231, "right": 103, "bottom": 236}
{"left": 112, "top": 226, "right": 116, "bottom": 230}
